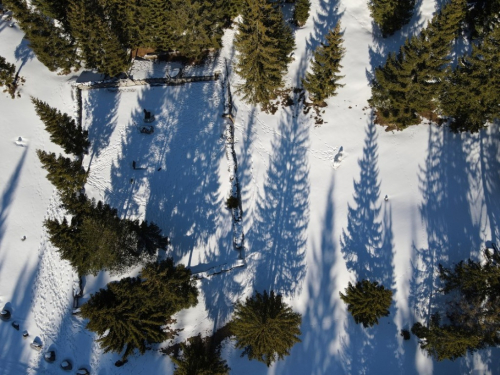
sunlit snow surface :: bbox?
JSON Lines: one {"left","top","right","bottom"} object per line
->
{"left": 1, "top": 0, "right": 500, "bottom": 374}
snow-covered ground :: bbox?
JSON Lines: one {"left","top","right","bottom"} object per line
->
{"left": 1, "top": 0, "right": 500, "bottom": 374}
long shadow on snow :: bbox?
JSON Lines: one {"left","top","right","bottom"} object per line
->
{"left": 248, "top": 108, "right": 309, "bottom": 297}
{"left": 0, "top": 147, "right": 27, "bottom": 248}
{"left": 107, "top": 82, "right": 230, "bottom": 267}
{"left": 84, "top": 89, "right": 120, "bottom": 166}
{"left": 274, "top": 179, "right": 345, "bottom": 375}
{"left": 409, "top": 124, "right": 488, "bottom": 373}
{"left": 339, "top": 121, "right": 401, "bottom": 374}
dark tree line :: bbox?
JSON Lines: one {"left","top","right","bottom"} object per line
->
{"left": 4, "top": 0, "right": 243, "bottom": 76}
{"left": 369, "top": 0, "right": 500, "bottom": 132}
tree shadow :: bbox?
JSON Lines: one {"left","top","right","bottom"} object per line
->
{"left": 14, "top": 37, "right": 34, "bottom": 76}
{"left": 82, "top": 89, "right": 120, "bottom": 166}
{"left": 0, "top": 147, "right": 27, "bottom": 248}
{"left": 247, "top": 108, "right": 309, "bottom": 297}
{"left": 339, "top": 120, "right": 401, "bottom": 373}
{"left": 273, "top": 178, "right": 345, "bottom": 374}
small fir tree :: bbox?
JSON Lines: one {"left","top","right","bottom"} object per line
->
{"left": 302, "top": 22, "right": 345, "bottom": 105}
{"left": 171, "top": 334, "right": 230, "bottom": 375}
{"left": 235, "top": 0, "right": 294, "bottom": 107}
{"left": 32, "top": 97, "right": 89, "bottom": 156}
{"left": 339, "top": 280, "right": 393, "bottom": 328}
{"left": 293, "top": 0, "right": 311, "bottom": 27}
{"left": 36, "top": 150, "right": 87, "bottom": 196}
{"left": 369, "top": 0, "right": 416, "bottom": 37}
{"left": 81, "top": 259, "right": 197, "bottom": 359}
{"left": 231, "top": 290, "right": 301, "bottom": 367}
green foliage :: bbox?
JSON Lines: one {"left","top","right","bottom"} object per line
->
{"left": 293, "top": 0, "right": 311, "bottom": 27}
{"left": 369, "top": 0, "right": 415, "bottom": 37}
{"left": 68, "top": 0, "right": 129, "bottom": 77}
{"left": 0, "top": 55, "right": 17, "bottom": 98}
{"left": 369, "top": 0, "right": 467, "bottom": 129}
{"left": 339, "top": 280, "right": 392, "bottom": 328}
{"left": 235, "top": 0, "right": 295, "bottom": 107}
{"left": 0, "top": 55, "right": 16, "bottom": 87}
{"left": 411, "top": 314, "right": 482, "bottom": 361}
{"left": 81, "top": 259, "right": 198, "bottom": 358}
{"left": 302, "top": 22, "right": 345, "bottom": 105}
{"left": 5, "top": 0, "right": 79, "bottom": 74}
{"left": 225, "top": 196, "right": 239, "bottom": 209}
{"left": 32, "top": 97, "right": 89, "bottom": 156}
{"left": 231, "top": 290, "right": 301, "bottom": 367}
{"left": 465, "top": 0, "right": 500, "bottom": 39}
{"left": 36, "top": 150, "right": 87, "bottom": 196}
{"left": 440, "top": 23, "right": 500, "bottom": 132}
{"left": 171, "top": 334, "right": 230, "bottom": 375}
{"left": 45, "top": 198, "right": 168, "bottom": 276}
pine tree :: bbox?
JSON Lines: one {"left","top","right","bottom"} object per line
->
{"left": 235, "top": 0, "right": 294, "bottom": 106}
{"left": 36, "top": 150, "right": 87, "bottom": 196}
{"left": 440, "top": 23, "right": 500, "bottom": 132}
{"left": 134, "top": 220, "right": 169, "bottom": 256}
{"left": 231, "top": 290, "right": 301, "bottom": 367}
{"left": 32, "top": 97, "right": 89, "bottom": 156}
{"left": 68, "top": 0, "right": 128, "bottom": 77}
{"left": 411, "top": 314, "right": 483, "bottom": 361}
{"left": 0, "top": 55, "right": 17, "bottom": 98}
{"left": 293, "top": 0, "right": 311, "bottom": 27}
{"left": 302, "top": 22, "right": 345, "bottom": 105}
{"left": 171, "top": 334, "right": 230, "bottom": 375}
{"left": 5, "top": 0, "right": 79, "bottom": 74}
{"left": 369, "top": 0, "right": 416, "bottom": 37}
{"left": 81, "top": 259, "right": 197, "bottom": 359}
{"left": 339, "top": 280, "right": 392, "bottom": 328}
{"left": 0, "top": 55, "right": 16, "bottom": 87}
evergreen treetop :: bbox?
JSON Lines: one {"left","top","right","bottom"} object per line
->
{"left": 293, "top": 0, "right": 311, "bottom": 27}
{"left": 302, "top": 22, "right": 345, "bottom": 105}
{"left": 339, "top": 280, "right": 393, "bottom": 328}
{"left": 369, "top": 0, "right": 416, "bottom": 37}
{"left": 231, "top": 290, "right": 301, "bottom": 367}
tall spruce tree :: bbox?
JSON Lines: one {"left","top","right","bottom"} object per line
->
{"left": 339, "top": 280, "right": 393, "bottom": 328}
{"left": 81, "top": 259, "right": 197, "bottom": 359}
{"left": 231, "top": 290, "right": 301, "bottom": 367}
{"left": 68, "top": 0, "right": 128, "bottom": 77}
{"left": 32, "top": 98, "right": 89, "bottom": 156}
{"left": 440, "top": 23, "right": 500, "bottom": 132}
{"left": 235, "top": 0, "right": 294, "bottom": 107}
{"left": 0, "top": 55, "right": 17, "bottom": 98}
{"left": 369, "top": 0, "right": 466, "bottom": 128}
{"left": 171, "top": 334, "right": 230, "bottom": 375}
{"left": 369, "top": 0, "right": 415, "bottom": 37}
{"left": 302, "top": 22, "right": 345, "bottom": 105}
{"left": 5, "top": 0, "right": 79, "bottom": 74}
{"left": 293, "top": 0, "right": 311, "bottom": 27}
{"left": 36, "top": 150, "right": 87, "bottom": 196}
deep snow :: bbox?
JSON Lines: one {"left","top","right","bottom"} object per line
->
{"left": 1, "top": 0, "right": 500, "bottom": 374}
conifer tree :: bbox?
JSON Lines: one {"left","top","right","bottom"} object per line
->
{"left": 171, "top": 334, "right": 230, "bottom": 375}
{"left": 81, "top": 259, "right": 197, "bottom": 359}
{"left": 0, "top": 55, "right": 17, "bottom": 98}
{"left": 411, "top": 314, "right": 483, "bottom": 361}
{"left": 235, "top": 0, "right": 294, "bottom": 107}
{"left": 440, "top": 23, "right": 500, "bottom": 132}
{"left": 68, "top": 0, "right": 128, "bottom": 77}
{"left": 339, "top": 280, "right": 392, "bottom": 328}
{"left": 369, "top": 0, "right": 415, "bottom": 37}
{"left": 302, "top": 22, "right": 345, "bottom": 105}
{"left": 231, "top": 290, "right": 301, "bottom": 367}
{"left": 293, "top": 0, "right": 311, "bottom": 27}
{"left": 32, "top": 98, "right": 89, "bottom": 156}
{"left": 5, "top": 0, "right": 79, "bottom": 74}
{"left": 36, "top": 150, "right": 87, "bottom": 196}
